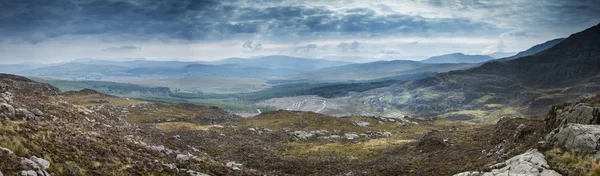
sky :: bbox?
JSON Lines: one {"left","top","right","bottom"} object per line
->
{"left": 0, "top": 0, "right": 599, "bottom": 64}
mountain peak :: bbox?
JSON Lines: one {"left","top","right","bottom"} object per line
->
{"left": 421, "top": 53, "right": 494, "bottom": 63}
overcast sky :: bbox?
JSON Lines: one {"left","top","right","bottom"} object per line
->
{"left": 0, "top": 0, "right": 599, "bottom": 64}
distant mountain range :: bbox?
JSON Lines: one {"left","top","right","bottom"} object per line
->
{"left": 5, "top": 56, "right": 353, "bottom": 81}
{"left": 0, "top": 37, "right": 569, "bottom": 84}
{"left": 421, "top": 53, "right": 495, "bottom": 63}
{"left": 295, "top": 60, "right": 478, "bottom": 81}
{"left": 355, "top": 24, "right": 600, "bottom": 122}
{"left": 209, "top": 55, "right": 351, "bottom": 71}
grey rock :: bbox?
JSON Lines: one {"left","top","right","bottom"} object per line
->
{"left": 77, "top": 108, "right": 87, "bottom": 115}
{"left": 0, "top": 92, "right": 13, "bottom": 104}
{"left": 0, "top": 83, "right": 8, "bottom": 93}
{"left": 30, "top": 156, "right": 50, "bottom": 169}
{"left": 453, "top": 149, "right": 560, "bottom": 176}
{"left": 453, "top": 171, "right": 481, "bottom": 176}
{"left": 352, "top": 121, "right": 371, "bottom": 127}
{"left": 226, "top": 161, "right": 242, "bottom": 170}
{"left": 162, "top": 163, "right": 177, "bottom": 170}
{"left": 541, "top": 169, "right": 562, "bottom": 176}
{"left": 15, "top": 108, "right": 38, "bottom": 121}
{"left": 150, "top": 145, "right": 166, "bottom": 152}
{"left": 0, "top": 147, "right": 14, "bottom": 155}
{"left": 292, "top": 130, "right": 329, "bottom": 139}
{"left": 176, "top": 152, "right": 191, "bottom": 161}
{"left": 293, "top": 131, "right": 314, "bottom": 139}
{"left": 0, "top": 103, "right": 15, "bottom": 118}
{"left": 30, "top": 108, "right": 44, "bottom": 116}
{"left": 548, "top": 123, "right": 600, "bottom": 150}
{"left": 0, "top": 171, "right": 3, "bottom": 176}
{"left": 187, "top": 170, "right": 210, "bottom": 176}
{"left": 551, "top": 104, "right": 599, "bottom": 125}
{"left": 20, "top": 158, "right": 40, "bottom": 170}
{"left": 345, "top": 133, "right": 359, "bottom": 140}
{"left": 19, "top": 170, "right": 37, "bottom": 176}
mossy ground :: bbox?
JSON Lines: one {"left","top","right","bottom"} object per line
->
{"left": 545, "top": 148, "right": 600, "bottom": 176}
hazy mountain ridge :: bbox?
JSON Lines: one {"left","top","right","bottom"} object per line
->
{"left": 421, "top": 53, "right": 495, "bottom": 63}
{"left": 209, "top": 55, "right": 352, "bottom": 71}
{"left": 295, "top": 60, "right": 478, "bottom": 81}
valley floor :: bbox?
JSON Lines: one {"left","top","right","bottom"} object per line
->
{"left": 2, "top": 74, "right": 600, "bottom": 175}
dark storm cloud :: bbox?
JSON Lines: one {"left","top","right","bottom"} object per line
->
{"left": 0, "top": 0, "right": 598, "bottom": 44}
{"left": 0, "top": 0, "right": 499, "bottom": 43}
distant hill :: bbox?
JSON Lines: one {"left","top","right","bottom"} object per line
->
{"left": 487, "top": 52, "right": 517, "bottom": 58}
{"left": 74, "top": 60, "right": 203, "bottom": 68}
{"left": 127, "top": 64, "right": 298, "bottom": 79}
{"left": 209, "top": 55, "right": 352, "bottom": 72}
{"left": 421, "top": 53, "right": 494, "bottom": 63}
{"left": 494, "top": 38, "right": 565, "bottom": 62}
{"left": 296, "top": 60, "right": 477, "bottom": 81}
{"left": 355, "top": 23, "right": 600, "bottom": 122}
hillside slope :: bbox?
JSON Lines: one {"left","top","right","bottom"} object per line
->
{"left": 494, "top": 38, "right": 565, "bottom": 62}
{"left": 356, "top": 23, "right": 600, "bottom": 122}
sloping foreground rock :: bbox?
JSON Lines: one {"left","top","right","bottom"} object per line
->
{"left": 546, "top": 124, "right": 600, "bottom": 150}
{"left": 545, "top": 101, "right": 600, "bottom": 152}
{"left": 454, "top": 149, "right": 561, "bottom": 176}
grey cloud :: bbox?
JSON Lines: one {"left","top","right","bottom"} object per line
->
{"left": 0, "top": 0, "right": 598, "bottom": 44}
{"left": 103, "top": 45, "right": 141, "bottom": 52}
{"left": 337, "top": 41, "right": 361, "bottom": 53}
{"left": 380, "top": 49, "right": 402, "bottom": 55}
{"left": 294, "top": 44, "right": 318, "bottom": 52}
{"left": 242, "top": 41, "right": 262, "bottom": 52}
{"left": 0, "top": 0, "right": 503, "bottom": 44}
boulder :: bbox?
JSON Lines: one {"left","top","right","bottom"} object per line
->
{"left": 30, "top": 108, "right": 44, "bottom": 116}
{"left": 454, "top": 149, "right": 561, "bottom": 176}
{"left": 186, "top": 170, "right": 210, "bottom": 176}
{"left": 547, "top": 123, "right": 600, "bottom": 151}
{"left": 293, "top": 131, "right": 314, "bottom": 139}
{"left": 0, "top": 103, "right": 15, "bottom": 118}
{"left": 0, "top": 147, "right": 14, "bottom": 155}
{"left": 548, "top": 104, "right": 599, "bottom": 128}
{"left": 20, "top": 158, "right": 40, "bottom": 170}
{"left": 352, "top": 121, "right": 371, "bottom": 127}
{"left": 0, "top": 92, "right": 13, "bottom": 104}
{"left": 15, "top": 108, "right": 38, "bottom": 121}
{"left": 345, "top": 133, "right": 359, "bottom": 140}
{"left": 176, "top": 152, "right": 191, "bottom": 161}
{"left": 19, "top": 170, "right": 37, "bottom": 176}
{"left": 30, "top": 156, "right": 50, "bottom": 170}
{"left": 226, "top": 161, "right": 242, "bottom": 170}
{"left": 0, "top": 82, "right": 8, "bottom": 93}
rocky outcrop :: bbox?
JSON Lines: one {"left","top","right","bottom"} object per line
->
{"left": 546, "top": 124, "right": 600, "bottom": 151}
{"left": 547, "top": 103, "right": 600, "bottom": 128}
{"left": 15, "top": 108, "right": 38, "bottom": 121}
{"left": 0, "top": 103, "right": 15, "bottom": 119}
{"left": 454, "top": 149, "right": 561, "bottom": 176}
{"left": 545, "top": 102, "right": 600, "bottom": 151}
{"left": 0, "top": 92, "right": 13, "bottom": 104}
{"left": 0, "top": 147, "right": 52, "bottom": 176}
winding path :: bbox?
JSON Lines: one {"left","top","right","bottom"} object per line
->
{"left": 316, "top": 100, "right": 326, "bottom": 113}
